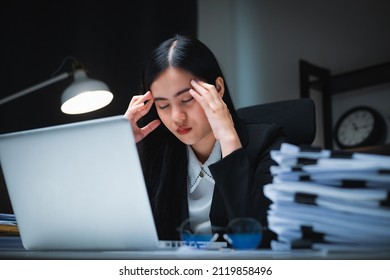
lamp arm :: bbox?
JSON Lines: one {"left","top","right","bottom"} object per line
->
{"left": 0, "top": 72, "right": 71, "bottom": 106}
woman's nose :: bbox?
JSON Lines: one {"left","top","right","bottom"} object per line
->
{"left": 171, "top": 106, "right": 186, "bottom": 122}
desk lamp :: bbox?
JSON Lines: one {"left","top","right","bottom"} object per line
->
{"left": 0, "top": 57, "right": 113, "bottom": 114}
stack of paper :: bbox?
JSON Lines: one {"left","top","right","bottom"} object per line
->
{"left": 0, "top": 213, "right": 18, "bottom": 236}
{"left": 264, "top": 143, "right": 390, "bottom": 251}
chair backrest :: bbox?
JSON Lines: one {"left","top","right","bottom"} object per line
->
{"left": 236, "top": 98, "right": 316, "bottom": 145}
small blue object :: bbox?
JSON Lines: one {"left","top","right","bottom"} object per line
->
{"left": 227, "top": 233, "right": 262, "bottom": 250}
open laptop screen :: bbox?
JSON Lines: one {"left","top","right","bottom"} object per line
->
{"left": 0, "top": 116, "right": 159, "bottom": 250}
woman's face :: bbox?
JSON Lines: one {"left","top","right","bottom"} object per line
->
{"left": 151, "top": 67, "right": 215, "bottom": 150}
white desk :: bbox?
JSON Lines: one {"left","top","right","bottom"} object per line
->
{"left": 1, "top": 236, "right": 389, "bottom": 260}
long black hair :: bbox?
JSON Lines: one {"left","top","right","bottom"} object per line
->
{"left": 137, "top": 35, "right": 240, "bottom": 239}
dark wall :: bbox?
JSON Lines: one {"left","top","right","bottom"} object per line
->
{"left": 0, "top": 0, "right": 197, "bottom": 213}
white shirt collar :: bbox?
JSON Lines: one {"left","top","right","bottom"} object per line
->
{"left": 187, "top": 141, "right": 221, "bottom": 193}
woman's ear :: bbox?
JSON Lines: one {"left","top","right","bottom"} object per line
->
{"left": 215, "top": 77, "right": 225, "bottom": 97}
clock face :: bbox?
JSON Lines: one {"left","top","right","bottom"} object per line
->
{"left": 334, "top": 106, "right": 386, "bottom": 149}
{"left": 337, "top": 109, "right": 374, "bottom": 146}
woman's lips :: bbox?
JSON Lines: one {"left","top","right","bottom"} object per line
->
{"left": 177, "top": 127, "right": 192, "bottom": 135}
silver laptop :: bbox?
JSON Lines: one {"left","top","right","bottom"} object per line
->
{"left": 0, "top": 116, "right": 160, "bottom": 250}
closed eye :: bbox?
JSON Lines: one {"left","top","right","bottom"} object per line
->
{"left": 182, "top": 97, "right": 194, "bottom": 104}
{"left": 157, "top": 104, "right": 169, "bottom": 110}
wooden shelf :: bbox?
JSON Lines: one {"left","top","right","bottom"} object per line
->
{"left": 310, "top": 61, "right": 390, "bottom": 94}
{"left": 300, "top": 60, "right": 390, "bottom": 149}
{"left": 346, "top": 144, "right": 390, "bottom": 155}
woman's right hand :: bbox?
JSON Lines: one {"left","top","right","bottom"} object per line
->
{"left": 124, "top": 91, "right": 161, "bottom": 143}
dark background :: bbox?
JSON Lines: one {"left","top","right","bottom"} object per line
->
{"left": 0, "top": 0, "right": 197, "bottom": 213}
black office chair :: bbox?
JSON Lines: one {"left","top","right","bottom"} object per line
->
{"left": 236, "top": 98, "right": 316, "bottom": 145}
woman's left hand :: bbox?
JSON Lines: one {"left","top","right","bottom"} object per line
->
{"left": 189, "top": 79, "right": 242, "bottom": 157}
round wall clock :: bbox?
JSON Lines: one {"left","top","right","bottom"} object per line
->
{"left": 333, "top": 106, "right": 387, "bottom": 149}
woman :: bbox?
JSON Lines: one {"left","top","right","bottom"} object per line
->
{"left": 125, "top": 35, "right": 285, "bottom": 248}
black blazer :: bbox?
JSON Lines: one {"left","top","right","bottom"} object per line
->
{"left": 156, "top": 117, "right": 286, "bottom": 247}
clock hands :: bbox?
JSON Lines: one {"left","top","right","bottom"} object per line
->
{"left": 351, "top": 122, "right": 372, "bottom": 130}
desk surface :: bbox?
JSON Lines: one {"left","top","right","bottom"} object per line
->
{"left": 1, "top": 236, "right": 389, "bottom": 260}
